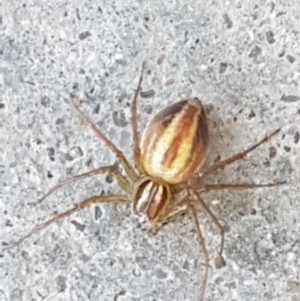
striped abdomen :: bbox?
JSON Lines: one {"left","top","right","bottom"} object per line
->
{"left": 140, "top": 98, "right": 209, "bottom": 184}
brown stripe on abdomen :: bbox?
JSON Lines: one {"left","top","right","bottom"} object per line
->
{"left": 162, "top": 100, "right": 201, "bottom": 168}
{"left": 140, "top": 100, "right": 188, "bottom": 165}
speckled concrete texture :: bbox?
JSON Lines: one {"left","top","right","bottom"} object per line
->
{"left": 1, "top": 0, "right": 300, "bottom": 300}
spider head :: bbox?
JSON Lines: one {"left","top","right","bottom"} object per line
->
{"left": 132, "top": 177, "right": 171, "bottom": 221}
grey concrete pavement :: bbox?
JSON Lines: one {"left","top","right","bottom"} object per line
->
{"left": 1, "top": 1, "right": 300, "bottom": 301}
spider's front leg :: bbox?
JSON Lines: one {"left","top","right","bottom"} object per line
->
{"left": 147, "top": 202, "right": 210, "bottom": 301}
{"left": 5, "top": 194, "right": 130, "bottom": 251}
{"left": 148, "top": 204, "right": 188, "bottom": 235}
{"left": 189, "top": 187, "right": 226, "bottom": 270}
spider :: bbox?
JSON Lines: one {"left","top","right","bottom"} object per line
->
{"left": 6, "top": 64, "right": 285, "bottom": 300}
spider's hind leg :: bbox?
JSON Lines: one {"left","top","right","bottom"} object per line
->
{"left": 70, "top": 95, "right": 139, "bottom": 182}
{"left": 130, "top": 63, "right": 146, "bottom": 173}
{"left": 201, "top": 129, "right": 280, "bottom": 178}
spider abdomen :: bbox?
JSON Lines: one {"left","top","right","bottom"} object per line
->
{"left": 140, "top": 98, "right": 209, "bottom": 184}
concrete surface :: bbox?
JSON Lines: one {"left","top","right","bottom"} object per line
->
{"left": 1, "top": 0, "right": 300, "bottom": 300}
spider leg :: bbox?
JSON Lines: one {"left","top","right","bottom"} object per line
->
{"left": 70, "top": 95, "right": 139, "bottom": 182}
{"left": 30, "top": 165, "right": 132, "bottom": 206}
{"left": 190, "top": 187, "right": 226, "bottom": 269}
{"left": 5, "top": 194, "right": 130, "bottom": 251}
{"left": 203, "top": 181, "right": 285, "bottom": 192}
{"left": 131, "top": 63, "right": 146, "bottom": 173}
{"left": 149, "top": 203, "right": 188, "bottom": 235}
{"left": 201, "top": 129, "right": 280, "bottom": 178}
{"left": 187, "top": 204, "right": 209, "bottom": 301}
{"left": 150, "top": 203, "right": 210, "bottom": 301}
